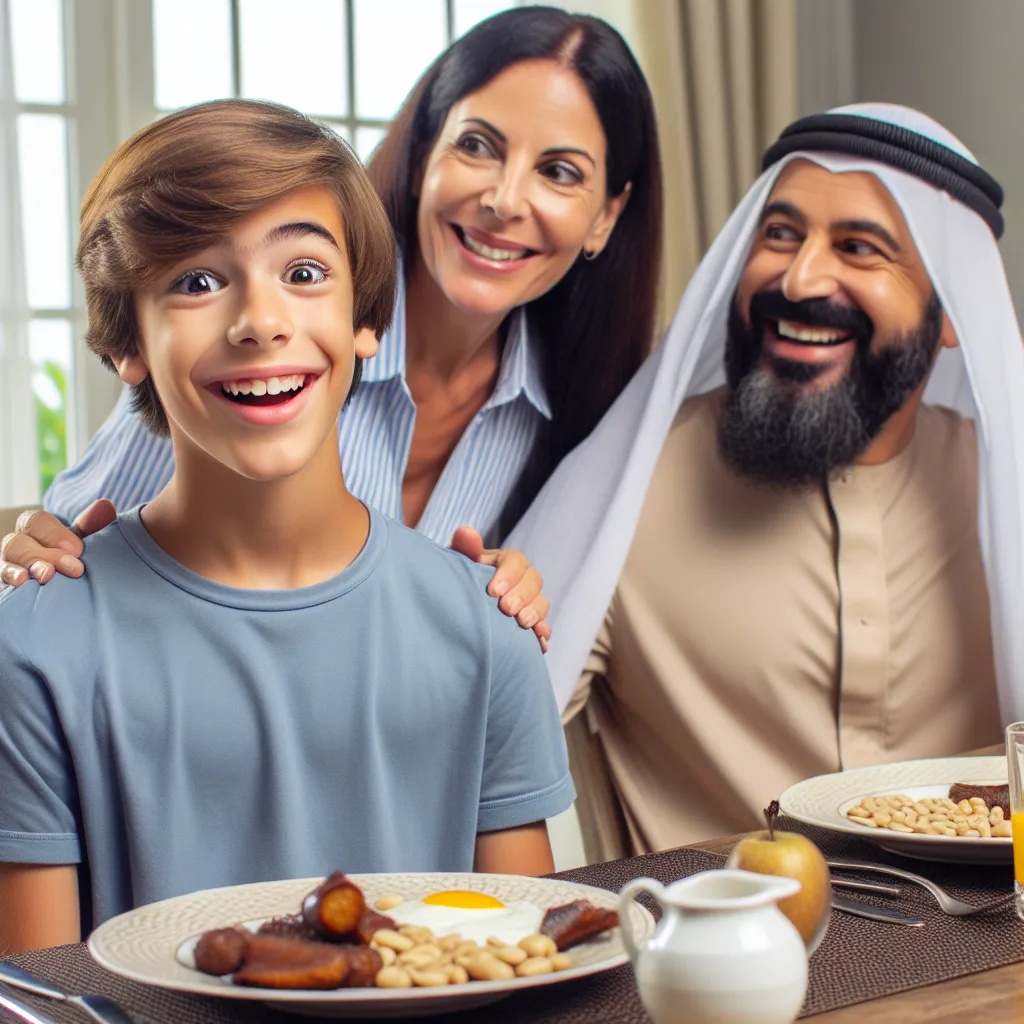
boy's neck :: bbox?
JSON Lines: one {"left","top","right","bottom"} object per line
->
{"left": 140, "top": 433, "right": 368, "bottom": 590}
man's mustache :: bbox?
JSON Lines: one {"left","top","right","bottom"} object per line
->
{"left": 748, "top": 291, "right": 874, "bottom": 344}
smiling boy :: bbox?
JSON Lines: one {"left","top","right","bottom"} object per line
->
{"left": 0, "top": 100, "right": 574, "bottom": 954}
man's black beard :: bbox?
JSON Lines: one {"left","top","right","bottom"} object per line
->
{"left": 718, "top": 290, "right": 944, "bottom": 489}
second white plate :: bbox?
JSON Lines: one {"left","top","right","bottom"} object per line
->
{"left": 779, "top": 756, "right": 1012, "bottom": 864}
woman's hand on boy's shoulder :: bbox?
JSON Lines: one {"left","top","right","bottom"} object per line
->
{"left": 449, "top": 527, "right": 550, "bottom": 653}
{"left": 0, "top": 500, "right": 116, "bottom": 587}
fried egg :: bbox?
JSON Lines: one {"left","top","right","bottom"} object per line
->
{"left": 388, "top": 890, "right": 544, "bottom": 946}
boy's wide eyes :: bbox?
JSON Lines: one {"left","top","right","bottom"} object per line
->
{"left": 169, "top": 261, "right": 328, "bottom": 294}
{"left": 171, "top": 271, "right": 223, "bottom": 294}
{"left": 286, "top": 262, "right": 327, "bottom": 285}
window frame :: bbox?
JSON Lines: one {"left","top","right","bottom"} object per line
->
{"left": 0, "top": 0, "right": 39, "bottom": 506}
{"left": 3, "top": 0, "right": 513, "bottom": 506}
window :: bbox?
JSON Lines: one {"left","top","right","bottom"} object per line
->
{"left": 149, "top": 0, "right": 513, "bottom": 161}
{"left": 0, "top": 0, "right": 513, "bottom": 507}
{"left": 1, "top": 0, "right": 77, "bottom": 506}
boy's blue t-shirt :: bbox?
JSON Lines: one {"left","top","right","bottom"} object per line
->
{"left": 0, "top": 507, "right": 574, "bottom": 927}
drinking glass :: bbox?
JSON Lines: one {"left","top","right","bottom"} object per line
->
{"left": 1005, "top": 722, "right": 1024, "bottom": 920}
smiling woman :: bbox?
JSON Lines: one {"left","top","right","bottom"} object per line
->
{"left": 370, "top": 10, "right": 662, "bottom": 532}
{"left": 1, "top": 7, "right": 662, "bottom": 634}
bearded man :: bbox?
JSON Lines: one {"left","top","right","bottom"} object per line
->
{"left": 508, "top": 104, "right": 1024, "bottom": 858}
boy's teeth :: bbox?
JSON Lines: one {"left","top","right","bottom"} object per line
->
{"left": 460, "top": 230, "right": 529, "bottom": 262}
{"left": 777, "top": 320, "right": 846, "bottom": 344}
{"left": 221, "top": 374, "right": 305, "bottom": 396}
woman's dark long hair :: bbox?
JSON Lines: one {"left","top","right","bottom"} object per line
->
{"left": 367, "top": 6, "right": 662, "bottom": 537}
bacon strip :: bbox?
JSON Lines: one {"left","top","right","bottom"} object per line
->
{"left": 540, "top": 899, "right": 619, "bottom": 951}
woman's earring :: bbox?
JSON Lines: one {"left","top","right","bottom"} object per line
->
{"left": 583, "top": 248, "right": 599, "bottom": 261}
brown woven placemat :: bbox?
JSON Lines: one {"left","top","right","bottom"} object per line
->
{"left": 2, "top": 824, "right": 1020, "bottom": 1023}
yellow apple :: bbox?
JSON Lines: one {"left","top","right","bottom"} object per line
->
{"left": 726, "top": 800, "right": 832, "bottom": 952}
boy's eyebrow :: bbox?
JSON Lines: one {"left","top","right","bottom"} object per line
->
{"left": 261, "top": 221, "right": 341, "bottom": 252}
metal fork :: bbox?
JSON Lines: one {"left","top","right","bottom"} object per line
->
{"left": 828, "top": 859, "right": 1017, "bottom": 916}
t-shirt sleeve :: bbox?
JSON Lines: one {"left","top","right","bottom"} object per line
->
{"left": 0, "top": 605, "right": 82, "bottom": 864}
{"left": 476, "top": 617, "right": 576, "bottom": 833}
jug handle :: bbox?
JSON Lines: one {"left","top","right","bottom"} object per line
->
{"left": 618, "top": 877, "right": 665, "bottom": 965}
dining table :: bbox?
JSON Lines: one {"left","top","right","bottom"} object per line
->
{"left": 1, "top": 745, "right": 1021, "bottom": 1023}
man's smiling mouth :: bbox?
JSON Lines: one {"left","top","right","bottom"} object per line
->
{"left": 774, "top": 319, "right": 854, "bottom": 347}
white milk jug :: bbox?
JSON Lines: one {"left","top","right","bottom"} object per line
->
{"left": 619, "top": 869, "right": 808, "bottom": 1024}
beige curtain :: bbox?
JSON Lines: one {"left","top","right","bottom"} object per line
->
{"left": 633, "top": 0, "right": 799, "bottom": 335}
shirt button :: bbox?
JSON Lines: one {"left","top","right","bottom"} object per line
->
{"left": 859, "top": 617, "right": 870, "bottom": 627}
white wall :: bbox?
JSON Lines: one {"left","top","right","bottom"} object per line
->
{"left": 799, "top": 0, "right": 1024, "bottom": 313}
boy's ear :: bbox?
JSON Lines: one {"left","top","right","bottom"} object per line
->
{"left": 112, "top": 352, "right": 149, "bottom": 386}
{"left": 354, "top": 326, "right": 380, "bottom": 360}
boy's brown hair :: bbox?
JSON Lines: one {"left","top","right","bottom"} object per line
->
{"left": 78, "top": 99, "right": 397, "bottom": 435}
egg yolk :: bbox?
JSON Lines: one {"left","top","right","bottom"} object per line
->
{"left": 422, "top": 890, "right": 506, "bottom": 910}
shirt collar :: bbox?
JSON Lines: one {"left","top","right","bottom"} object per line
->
{"left": 361, "top": 266, "right": 552, "bottom": 421}
{"left": 484, "top": 309, "right": 552, "bottom": 420}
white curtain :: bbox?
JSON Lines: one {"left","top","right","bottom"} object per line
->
{"left": 0, "top": 0, "right": 37, "bottom": 508}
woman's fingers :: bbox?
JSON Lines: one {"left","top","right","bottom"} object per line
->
{"left": 492, "top": 555, "right": 551, "bottom": 646}
{"left": 447, "top": 530, "right": 551, "bottom": 649}
{"left": 15, "top": 509, "right": 85, "bottom": 555}
{"left": 1, "top": 510, "right": 88, "bottom": 582}
{"left": 70, "top": 499, "right": 117, "bottom": 540}
{"left": 534, "top": 617, "right": 551, "bottom": 654}
{"left": 496, "top": 560, "right": 542, "bottom": 615}
{"left": 0, "top": 532, "right": 80, "bottom": 583}
{"left": 448, "top": 526, "right": 486, "bottom": 564}
{"left": 0, "top": 502, "right": 116, "bottom": 585}
{"left": 0, "top": 556, "right": 30, "bottom": 587}
{"left": 519, "top": 593, "right": 550, "bottom": 651}
{"left": 1, "top": 537, "right": 82, "bottom": 579}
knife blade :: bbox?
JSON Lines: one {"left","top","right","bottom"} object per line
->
{"left": 831, "top": 893, "right": 925, "bottom": 926}
{"left": 0, "top": 963, "right": 134, "bottom": 1024}
{"left": 0, "top": 985, "right": 62, "bottom": 1024}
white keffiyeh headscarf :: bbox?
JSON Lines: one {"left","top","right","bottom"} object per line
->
{"left": 509, "top": 103, "right": 1024, "bottom": 722}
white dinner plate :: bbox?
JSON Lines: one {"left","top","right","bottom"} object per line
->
{"left": 88, "top": 871, "right": 653, "bottom": 1019}
{"left": 779, "top": 756, "right": 1012, "bottom": 865}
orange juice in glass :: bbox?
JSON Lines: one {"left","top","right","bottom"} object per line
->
{"left": 1006, "top": 722, "right": 1024, "bottom": 919}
